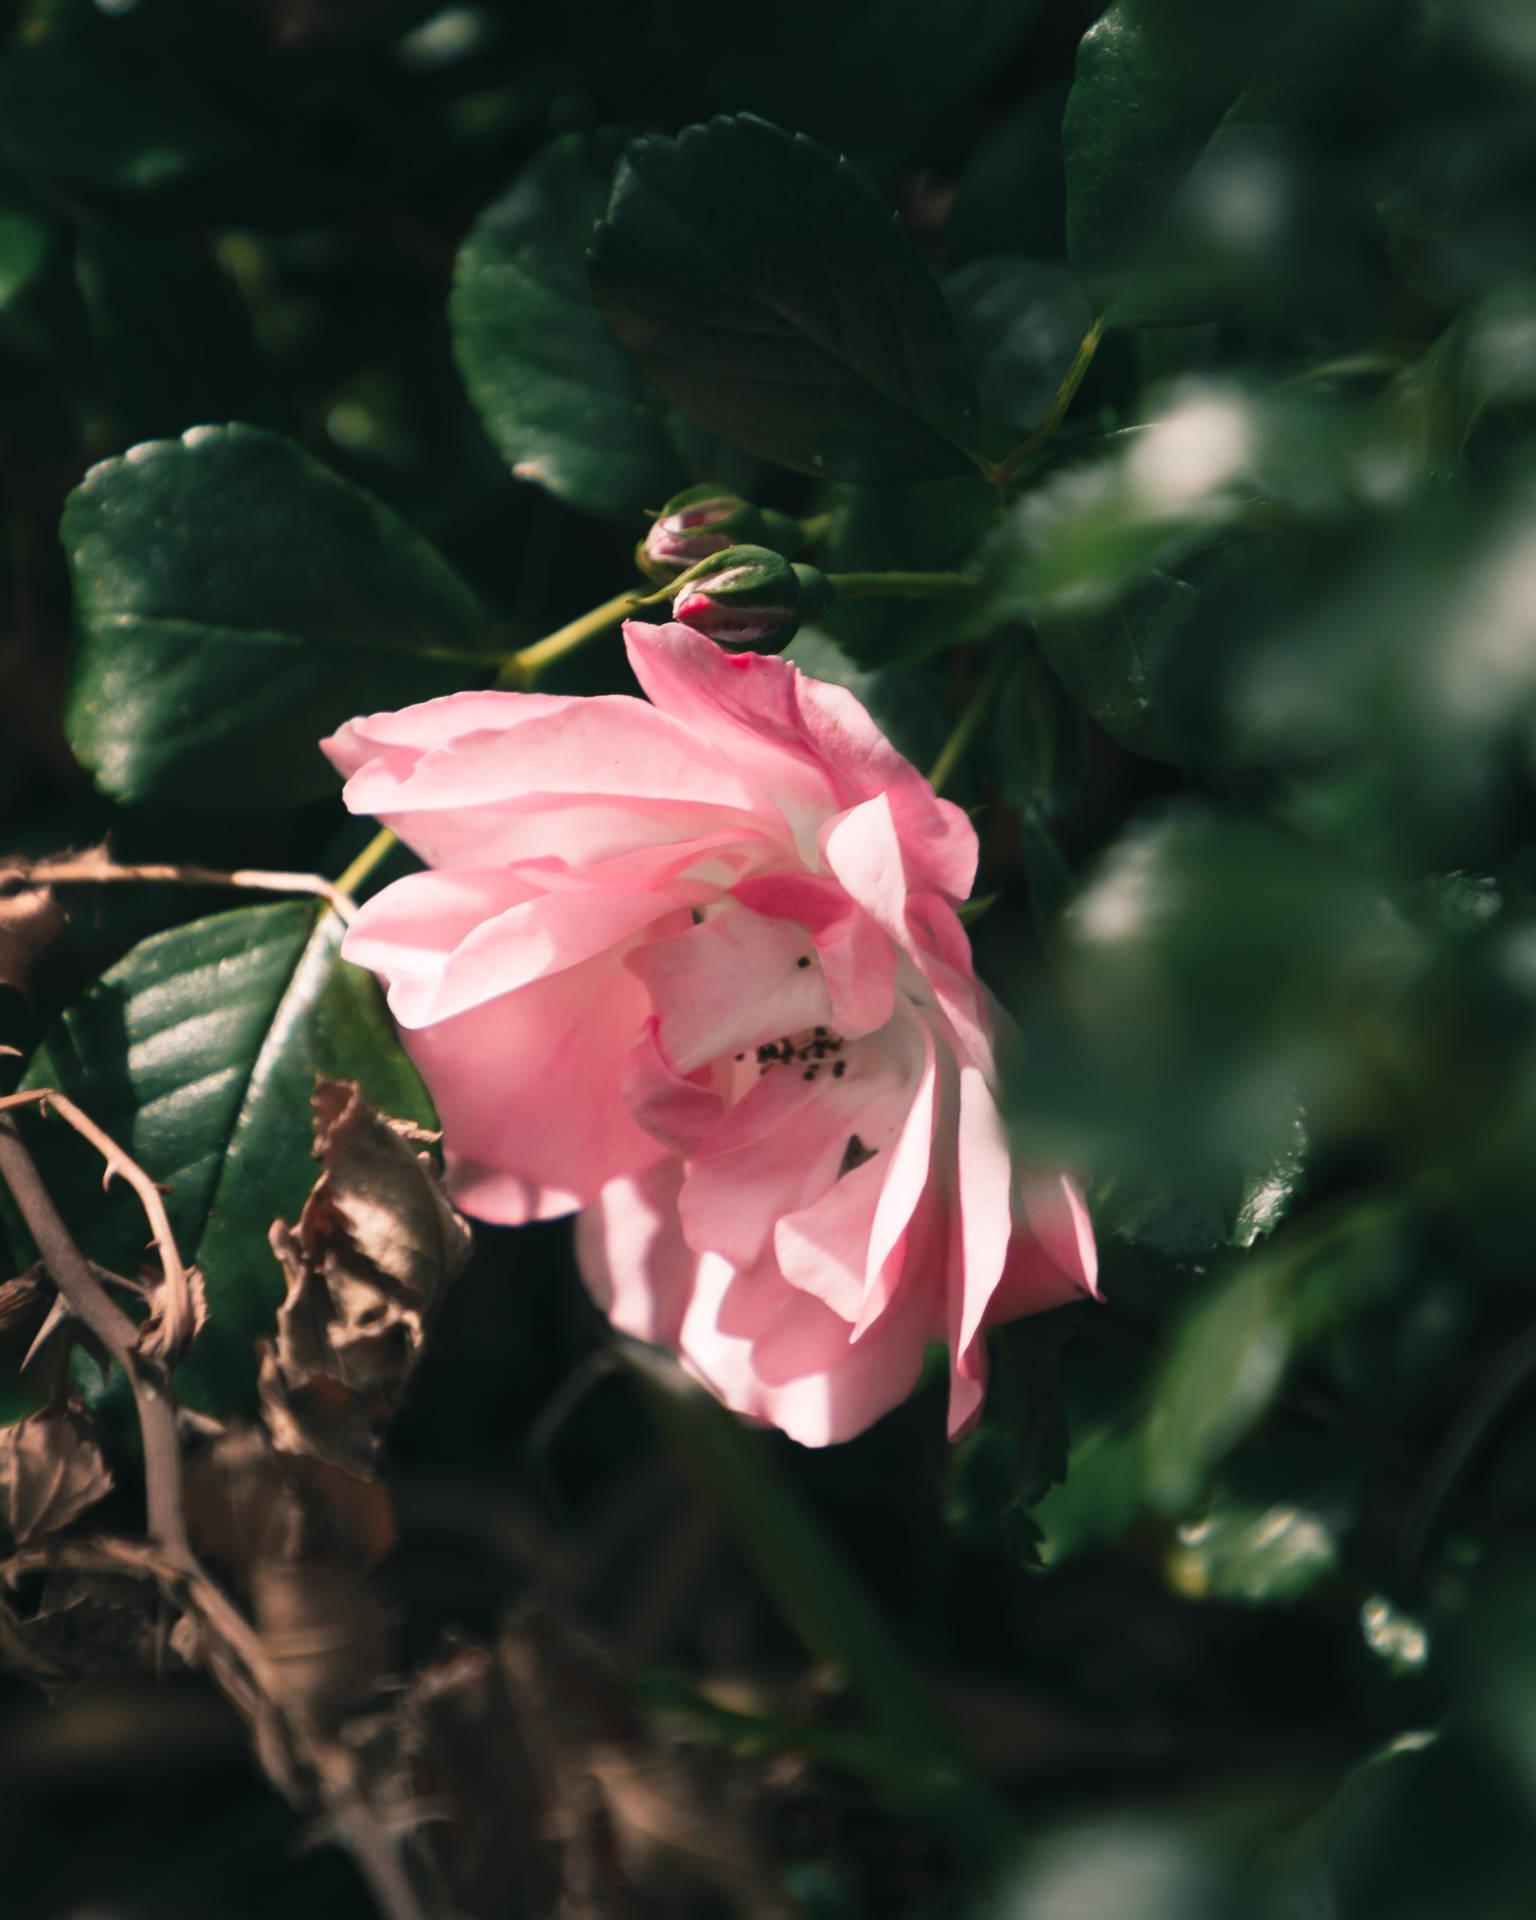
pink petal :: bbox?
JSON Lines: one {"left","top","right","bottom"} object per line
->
{"left": 575, "top": 1163, "right": 695, "bottom": 1350}
{"left": 623, "top": 1017, "right": 724, "bottom": 1157}
{"left": 954, "top": 1064, "right": 1019, "bottom": 1356}
{"left": 730, "top": 872, "right": 896, "bottom": 1037}
{"left": 327, "top": 688, "right": 777, "bottom": 869}
{"left": 624, "top": 905, "right": 835, "bottom": 1076}
{"left": 678, "top": 1027, "right": 918, "bottom": 1271}
{"left": 340, "top": 866, "right": 539, "bottom": 1027}
{"left": 405, "top": 940, "right": 666, "bottom": 1224}
{"left": 624, "top": 622, "right": 979, "bottom": 901}
{"left": 678, "top": 1252, "right": 936, "bottom": 1447}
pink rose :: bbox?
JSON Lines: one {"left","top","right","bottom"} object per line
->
{"left": 322, "top": 623, "right": 1097, "bottom": 1445}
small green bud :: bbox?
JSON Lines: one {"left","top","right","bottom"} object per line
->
{"left": 670, "top": 544, "right": 809, "bottom": 650}
{"left": 637, "top": 483, "right": 768, "bottom": 583}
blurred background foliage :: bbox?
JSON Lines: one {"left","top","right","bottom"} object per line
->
{"left": 3, "top": 0, "right": 1536, "bottom": 1914}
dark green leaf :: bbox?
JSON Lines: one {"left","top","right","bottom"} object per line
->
{"left": 62, "top": 424, "right": 498, "bottom": 812}
{"left": 590, "top": 115, "right": 982, "bottom": 484}
{"left": 944, "top": 258, "right": 1093, "bottom": 438}
{"left": 451, "top": 132, "right": 684, "bottom": 523}
{"left": 0, "top": 204, "right": 49, "bottom": 309}
{"left": 1143, "top": 1208, "right": 1404, "bottom": 1509}
{"left": 16, "top": 901, "right": 436, "bottom": 1415}
{"left": 818, "top": 470, "right": 999, "bottom": 668}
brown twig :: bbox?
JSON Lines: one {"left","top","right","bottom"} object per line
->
{"left": 0, "top": 1088, "right": 197, "bottom": 1368}
{"left": 0, "top": 1116, "right": 430, "bottom": 1920}
{"left": 8, "top": 852, "right": 356, "bottom": 924}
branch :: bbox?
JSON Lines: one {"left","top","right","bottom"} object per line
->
{"left": 0, "top": 1118, "right": 431, "bottom": 1920}
{"left": 0, "top": 1088, "right": 197, "bottom": 1367}
{"left": 8, "top": 852, "right": 356, "bottom": 924}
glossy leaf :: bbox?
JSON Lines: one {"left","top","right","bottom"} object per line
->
{"left": 451, "top": 132, "right": 683, "bottom": 522}
{"left": 16, "top": 901, "right": 436, "bottom": 1415}
{"left": 62, "top": 424, "right": 498, "bottom": 813}
{"left": 944, "top": 257, "right": 1093, "bottom": 437}
{"left": 590, "top": 115, "right": 982, "bottom": 483}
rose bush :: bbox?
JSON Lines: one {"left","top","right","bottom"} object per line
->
{"left": 322, "top": 622, "right": 1096, "bottom": 1444}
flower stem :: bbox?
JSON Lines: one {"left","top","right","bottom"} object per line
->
{"left": 497, "top": 585, "right": 641, "bottom": 690}
{"left": 990, "top": 311, "right": 1108, "bottom": 493}
{"left": 630, "top": 1352, "right": 1019, "bottom": 1870}
{"left": 826, "top": 570, "right": 973, "bottom": 601}
{"left": 927, "top": 651, "right": 1011, "bottom": 797}
{"left": 334, "top": 826, "right": 398, "bottom": 903}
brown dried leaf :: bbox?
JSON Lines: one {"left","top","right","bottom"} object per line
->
{"left": 182, "top": 1428, "right": 394, "bottom": 1728}
{"left": 0, "top": 871, "right": 64, "bottom": 1001}
{"left": 2, "top": 1571, "right": 162, "bottom": 1689}
{"left": 502, "top": 1611, "right": 793, "bottom": 1920}
{"left": 0, "top": 1405, "right": 114, "bottom": 1544}
{"left": 263, "top": 1077, "right": 471, "bottom": 1469}
{"left": 399, "top": 1639, "right": 558, "bottom": 1920}
{"left": 183, "top": 1427, "right": 395, "bottom": 1576}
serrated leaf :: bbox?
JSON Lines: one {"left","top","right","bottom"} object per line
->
{"left": 0, "top": 1405, "right": 114, "bottom": 1543}
{"left": 451, "top": 132, "right": 684, "bottom": 522}
{"left": 590, "top": 114, "right": 982, "bottom": 483}
{"left": 62, "top": 424, "right": 498, "bottom": 813}
{"left": 15, "top": 901, "right": 436, "bottom": 1415}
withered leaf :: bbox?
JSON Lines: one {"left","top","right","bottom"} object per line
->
{"left": 182, "top": 1427, "right": 395, "bottom": 1727}
{"left": 3, "top": 1570, "right": 163, "bottom": 1688}
{"left": 0, "top": 1404, "right": 114, "bottom": 1543}
{"left": 264, "top": 1077, "right": 471, "bottom": 1471}
{"left": 399, "top": 1639, "right": 558, "bottom": 1920}
{"left": 502, "top": 1610, "right": 792, "bottom": 1920}
{"left": 0, "top": 871, "right": 64, "bottom": 1001}
{"left": 183, "top": 1427, "right": 395, "bottom": 1575}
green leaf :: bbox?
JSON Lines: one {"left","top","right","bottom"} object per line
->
{"left": 818, "top": 470, "right": 999, "bottom": 668}
{"left": 590, "top": 115, "right": 982, "bottom": 484}
{"left": 16, "top": 901, "right": 435, "bottom": 1415}
{"left": 62, "top": 424, "right": 499, "bottom": 813}
{"left": 1143, "top": 1208, "right": 1405, "bottom": 1510}
{"left": 1063, "top": 1, "right": 1368, "bottom": 326}
{"left": 0, "top": 203, "right": 49, "bottom": 309}
{"left": 944, "top": 257, "right": 1093, "bottom": 437}
{"left": 451, "top": 132, "right": 684, "bottom": 523}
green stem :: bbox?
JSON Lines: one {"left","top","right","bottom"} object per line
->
{"left": 334, "top": 827, "right": 398, "bottom": 903}
{"left": 991, "top": 311, "right": 1108, "bottom": 493}
{"left": 630, "top": 1352, "right": 1019, "bottom": 1869}
{"left": 827, "top": 571, "right": 973, "bottom": 601}
{"left": 798, "top": 512, "right": 831, "bottom": 545}
{"left": 927, "top": 651, "right": 1010, "bottom": 796}
{"left": 497, "top": 585, "right": 640, "bottom": 690}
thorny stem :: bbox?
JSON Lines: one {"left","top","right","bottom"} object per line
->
{"left": 0, "top": 1112, "right": 189, "bottom": 1560}
{"left": 990, "top": 311, "right": 1109, "bottom": 494}
{"left": 927, "top": 650, "right": 1011, "bottom": 797}
{"left": 10, "top": 854, "right": 356, "bottom": 924}
{"left": 825, "top": 570, "right": 973, "bottom": 601}
{"left": 496, "top": 585, "right": 641, "bottom": 689}
{"left": 0, "top": 1088, "right": 196, "bottom": 1361}
{"left": 0, "top": 1116, "right": 430, "bottom": 1920}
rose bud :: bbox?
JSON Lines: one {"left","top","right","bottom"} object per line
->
{"left": 669, "top": 546, "right": 830, "bottom": 652}
{"left": 637, "top": 484, "right": 803, "bottom": 584}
